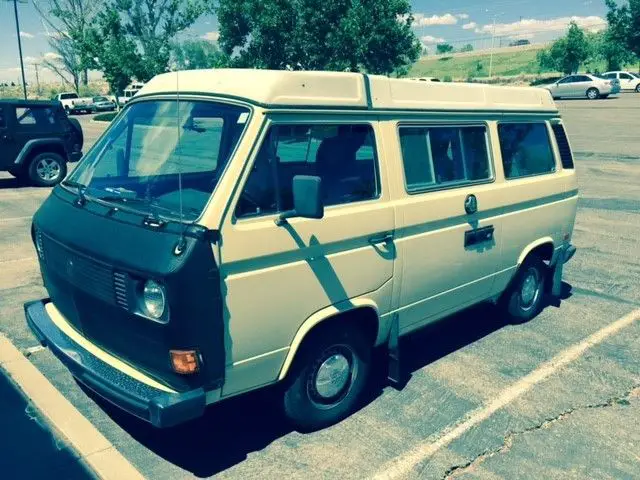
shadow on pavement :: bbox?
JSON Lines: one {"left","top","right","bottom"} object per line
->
{"left": 0, "top": 177, "right": 30, "bottom": 190}
{"left": 85, "top": 287, "right": 573, "bottom": 478}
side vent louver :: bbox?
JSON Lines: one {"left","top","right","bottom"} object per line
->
{"left": 552, "top": 124, "right": 574, "bottom": 169}
{"left": 113, "top": 272, "right": 129, "bottom": 309}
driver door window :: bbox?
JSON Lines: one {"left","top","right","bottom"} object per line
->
{"left": 236, "top": 123, "right": 379, "bottom": 219}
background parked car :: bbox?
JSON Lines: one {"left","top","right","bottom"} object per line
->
{"left": 541, "top": 74, "right": 619, "bottom": 100}
{"left": 90, "top": 96, "right": 117, "bottom": 112}
{"left": 0, "top": 100, "right": 83, "bottom": 186}
{"left": 54, "top": 92, "right": 94, "bottom": 114}
{"left": 601, "top": 71, "right": 640, "bottom": 92}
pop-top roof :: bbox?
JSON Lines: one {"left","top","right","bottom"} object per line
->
{"left": 137, "top": 68, "right": 558, "bottom": 113}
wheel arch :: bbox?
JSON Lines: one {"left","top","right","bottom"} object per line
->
{"left": 517, "top": 237, "right": 556, "bottom": 266}
{"left": 277, "top": 300, "right": 381, "bottom": 381}
{"left": 15, "top": 139, "right": 67, "bottom": 166}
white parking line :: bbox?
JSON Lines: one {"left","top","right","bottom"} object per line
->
{"left": 0, "top": 334, "right": 145, "bottom": 480}
{"left": 373, "top": 308, "right": 640, "bottom": 480}
{"left": 0, "top": 216, "right": 34, "bottom": 223}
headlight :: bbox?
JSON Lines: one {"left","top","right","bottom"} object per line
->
{"left": 142, "top": 280, "right": 166, "bottom": 319}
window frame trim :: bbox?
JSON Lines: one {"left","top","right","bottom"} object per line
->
{"left": 496, "top": 120, "right": 558, "bottom": 181}
{"left": 396, "top": 121, "right": 496, "bottom": 195}
{"left": 233, "top": 119, "right": 384, "bottom": 222}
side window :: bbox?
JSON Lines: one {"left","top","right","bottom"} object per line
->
{"left": 236, "top": 123, "right": 379, "bottom": 218}
{"left": 498, "top": 123, "right": 556, "bottom": 179}
{"left": 15, "top": 107, "right": 36, "bottom": 126}
{"left": 558, "top": 76, "right": 574, "bottom": 84}
{"left": 399, "top": 125, "right": 491, "bottom": 192}
{"left": 577, "top": 75, "right": 592, "bottom": 82}
{"left": 620, "top": 73, "right": 633, "bottom": 80}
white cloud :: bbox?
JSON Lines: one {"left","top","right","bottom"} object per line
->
{"left": 421, "top": 35, "right": 446, "bottom": 44}
{"left": 456, "top": 14, "right": 470, "bottom": 20}
{"left": 24, "top": 56, "right": 40, "bottom": 64}
{"left": 462, "top": 22, "right": 477, "bottom": 30}
{"left": 201, "top": 31, "right": 220, "bottom": 42}
{"left": 475, "top": 16, "right": 606, "bottom": 38}
{"left": 43, "top": 52, "right": 63, "bottom": 61}
{"left": 19, "top": 31, "right": 34, "bottom": 39}
{"left": 413, "top": 13, "right": 458, "bottom": 27}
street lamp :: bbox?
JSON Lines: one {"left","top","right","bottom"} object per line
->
{"left": 4, "top": 0, "right": 28, "bottom": 99}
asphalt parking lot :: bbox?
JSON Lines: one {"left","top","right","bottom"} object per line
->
{"left": 1, "top": 96, "right": 639, "bottom": 479}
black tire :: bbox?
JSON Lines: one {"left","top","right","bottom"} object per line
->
{"left": 586, "top": 87, "right": 599, "bottom": 100}
{"left": 27, "top": 152, "right": 67, "bottom": 187}
{"left": 499, "top": 255, "right": 547, "bottom": 324}
{"left": 635, "top": 84, "right": 640, "bottom": 93}
{"left": 283, "top": 323, "right": 371, "bottom": 432}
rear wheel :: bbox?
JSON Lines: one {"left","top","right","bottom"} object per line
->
{"left": 283, "top": 323, "right": 371, "bottom": 432}
{"left": 635, "top": 84, "right": 640, "bottom": 93}
{"left": 27, "top": 152, "right": 67, "bottom": 187}
{"left": 499, "top": 255, "right": 547, "bottom": 324}
{"left": 586, "top": 87, "right": 599, "bottom": 100}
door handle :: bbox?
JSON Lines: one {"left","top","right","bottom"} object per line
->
{"left": 368, "top": 232, "right": 393, "bottom": 245}
{"left": 464, "top": 225, "right": 495, "bottom": 247}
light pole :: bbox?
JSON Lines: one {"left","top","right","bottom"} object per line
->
{"left": 4, "top": 0, "right": 28, "bottom": 99}
{"left": 489, "top": 15, "right": 497, "bottom": 80}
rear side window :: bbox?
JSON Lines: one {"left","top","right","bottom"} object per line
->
{"left": 551, "top": 124, "right": 574, "bottom": 169}
{"left": 498, "top": 123, "right": 556, "bottom": 179}
{"left": 399, "top": 125, "right": 491, "bottom": 192}
{"left": 16, "top": 107, "right": 36, "bottom": 125}
{"left": 15, "top": 107, "right": 57, "bottom": 127}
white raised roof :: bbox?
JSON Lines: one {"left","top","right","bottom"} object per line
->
{"left": 138, "top": 68, "right": 558, "bottom": 113}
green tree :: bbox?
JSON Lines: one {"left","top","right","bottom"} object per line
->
{"left": 171, "top": 39, "right": 228, "bottom": 70}
{"left": 605, "top": 0, "right": 640, "bottom": 70}
{"left": 537, "top": 22, "right": 590, "bottom": 74}
{"left": 85, "top": 9, "right": 140, "bottom": 97}
{"left": 461, "top": 44, "right": 474, "bottom": 53}
{"left": 436, "top": 43, "right": 454, "bottom": 54}
{"left": 98, "top": 0, "right": 208, "bottom": 82}
{"left": 215, "top": 0, "right": 421, "bottom": 75}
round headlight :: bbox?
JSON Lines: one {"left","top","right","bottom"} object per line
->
{"left": 143, "top": 280, "right": 166, "bottom": 319}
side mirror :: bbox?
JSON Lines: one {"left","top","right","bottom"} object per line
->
{"left": 276, "top": 175, "right": 324, "bottom": 226}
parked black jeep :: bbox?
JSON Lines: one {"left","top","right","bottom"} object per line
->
{"left": 0, "top": 100, "right": 83, "bottom": 186}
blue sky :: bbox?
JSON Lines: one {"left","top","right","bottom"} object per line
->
{"left": 0, "top": 0, "right": 608, "bottom": 83}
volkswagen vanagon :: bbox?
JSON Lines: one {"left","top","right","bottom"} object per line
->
{"left": 25, "top": 69, "right": 578, "bottom": 431}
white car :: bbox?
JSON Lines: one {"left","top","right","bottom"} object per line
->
{"left": 410, "top": 77, "right": 441, "bottom": 82}
{"left": 541, "top": 74, "right": 618, "bottom": 100}
{"left": 601, "top": 71, "right": 640, "bottom": 92}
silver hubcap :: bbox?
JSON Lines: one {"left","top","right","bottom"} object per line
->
{"left": 314, "top": 353, "right": 351, "bottom": 400}
{"left": 36, "top": 158, "right": 61, "bottom": 181}
{"left": 588, "top": 90, "right": 597, "bottom": 99}
{"left": 520, "top": 269, "right": 540, "bottom": 310}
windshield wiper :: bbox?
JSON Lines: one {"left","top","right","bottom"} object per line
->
{"left": 62, "top": 180, "right": 88, "bottom": 206}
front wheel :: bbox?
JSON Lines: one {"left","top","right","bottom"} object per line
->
{"left": 586, "top": 88, "right": 599, "bottom": 100}
{"left": 283, "top": 324, "right": 371, "bottom": 432}
{"left": 27, "top": 152, "right": 67, "bottom": 187}
{"left": 635, "top": 84, "right": 640, "bottom": 93}
{"left": 499, "top": 255, "right": 547, "bottom": 324}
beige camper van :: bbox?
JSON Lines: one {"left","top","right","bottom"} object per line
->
{"left": 26, "top": 69, "right": 578, "bottom": 431}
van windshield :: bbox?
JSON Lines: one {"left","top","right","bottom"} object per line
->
{"left": 66, "top": 99, "right": 250, "bottom": 222}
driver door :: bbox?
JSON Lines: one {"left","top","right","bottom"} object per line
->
{"left": 218, "top": 116, "right": 395, "bottom": 368}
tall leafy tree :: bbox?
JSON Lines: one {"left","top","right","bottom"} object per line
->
{"left": 605, "top": 0, "right": 640, "bottom": 70}
{"left": 215, "top": 0, "right": 421, "bottom": 75}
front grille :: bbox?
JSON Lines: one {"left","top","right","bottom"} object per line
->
{"left": 40, "top": 235, "right": 116, "bottom": 305}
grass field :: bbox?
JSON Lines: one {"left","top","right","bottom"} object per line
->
{"left": 409, "top": 47, "right": 557, "bottom": 82}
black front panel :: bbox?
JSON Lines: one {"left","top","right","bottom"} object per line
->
{"left": 33, "top": 187, "right": 225, "bottom": 393}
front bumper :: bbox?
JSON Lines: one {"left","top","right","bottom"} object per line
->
{"left": 25, "top": 300, "right": 206, "bottom": 428}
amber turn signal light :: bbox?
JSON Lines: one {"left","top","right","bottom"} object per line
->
{"left": 170, "top": 349, "right": 200, "bottom": 375}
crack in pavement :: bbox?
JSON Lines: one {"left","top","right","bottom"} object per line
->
{"left": 441, "top": 385, "right": 640, "bottom": 480}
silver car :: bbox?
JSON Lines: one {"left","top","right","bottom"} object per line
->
{"left": 542, "top": 74, "right": 619, "bottom": 100}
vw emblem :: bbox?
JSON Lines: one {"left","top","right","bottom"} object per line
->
{"left": 464, "top": 194, "right": 478, "bottom": 215}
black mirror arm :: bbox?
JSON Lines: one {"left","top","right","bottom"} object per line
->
{"left": 275, "top": 209, "right": 296, "bottom": 226}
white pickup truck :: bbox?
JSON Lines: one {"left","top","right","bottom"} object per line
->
{"left": 55, "top": 92, "right": 94, "bottom": 114}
